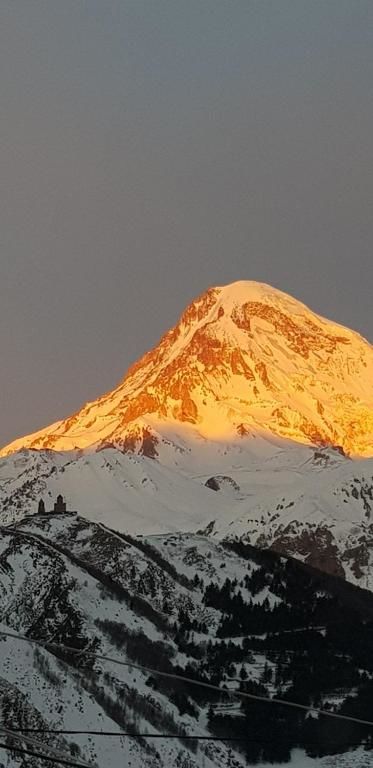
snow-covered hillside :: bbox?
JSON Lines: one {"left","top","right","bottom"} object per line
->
{"left": 0, "top": 509, "right": 373, "bottom": 767}
{"left": 1, "top": 434, "right": 373, "bottom": 591}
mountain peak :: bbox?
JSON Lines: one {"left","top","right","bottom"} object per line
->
{"left": 208, "top": 279, "right": 304, "bottom": 306}
{"left": 176, "top": 281, "right": 359, "bottom": 350}
{"left": 2, "top": 281, "right": 373, "bottom": 457}
{"left": 179, "top": 280, "right": 306, "bottom": 320}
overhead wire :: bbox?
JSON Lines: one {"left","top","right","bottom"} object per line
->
{"left": 2, "top": 729, "right": 372, "bottom": 747}
{"left": 0, "top": 740, "right": 94, "bottom": 767}
{"left": 1, "top": 628, "right": 373, "bottom": 729}
{"left": 0, "top": 724, "right": 94, "bottom": 767}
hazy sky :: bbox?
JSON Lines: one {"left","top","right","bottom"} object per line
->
{"left": 1, "top": 1, "right": 373, "bottom": 446}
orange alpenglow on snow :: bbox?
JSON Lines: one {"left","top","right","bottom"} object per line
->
{"left": 2, "top": 281, "right": 373, "bottom": 458}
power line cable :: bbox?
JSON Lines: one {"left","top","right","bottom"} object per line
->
{"left": 0, "top": 739, "right": 93, "bottom": 768}
{"left": 0, "top": 725, "right": 95, "bottom": 768}
{"left": 1, "top": 628, "right": 373, "bottom": 730}
{"left": 2, "top": 729, "right": 372, "bottom": 747}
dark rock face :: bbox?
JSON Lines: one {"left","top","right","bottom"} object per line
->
{"left": 270, "top": 527, "right": 346, "bottom": 579}
{"left": 258, "top": 521, "right": 373, "bottom": 587}
{"left": 342, "top": 543, "right": 370, "bottom": 579}
{"left": 205, "top": 475, "right": 240, "bottom": 493}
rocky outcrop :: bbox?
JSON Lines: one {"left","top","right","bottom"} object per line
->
{"left": 270, "top": 526, "right": 346, "bottom": 579}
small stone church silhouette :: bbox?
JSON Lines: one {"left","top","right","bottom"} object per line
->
{"left": 38, "top": 495, "right": 67, "bottom": 515}
{"left": 54, "top": 494, "right": 67, "bottom": 514}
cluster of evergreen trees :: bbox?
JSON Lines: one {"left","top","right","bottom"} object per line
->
{"left": 168, "top": 547, "right": 373, "bottom": 763}
{"left": 40, "top": 521, "right": 373, "bottom": 765}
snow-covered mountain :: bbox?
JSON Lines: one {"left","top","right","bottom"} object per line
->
{"left": 2, "top": 281, "right": 373, "bottom": 766}
{"left": 1, "top": 281, "right": 373, "bottom": 591}
{"left": 2, "top": 281, "right": 373, "bottom": 457}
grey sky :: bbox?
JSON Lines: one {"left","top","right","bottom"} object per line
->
{"left": 1, "top": 1, "right": 373, "bottom": 446}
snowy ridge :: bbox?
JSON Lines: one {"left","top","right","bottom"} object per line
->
{"left": 1, "top": 435, "right": 373, "bottom": 591}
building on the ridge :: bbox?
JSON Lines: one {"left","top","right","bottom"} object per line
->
{"left": 37, "top": 495, "right": 72, "bottom": 515}
{"left": 38, "top": 499, "right": 46, "bottom": 514}
{"left": 53, "top": 494, "right": 67, "bottom": 514}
